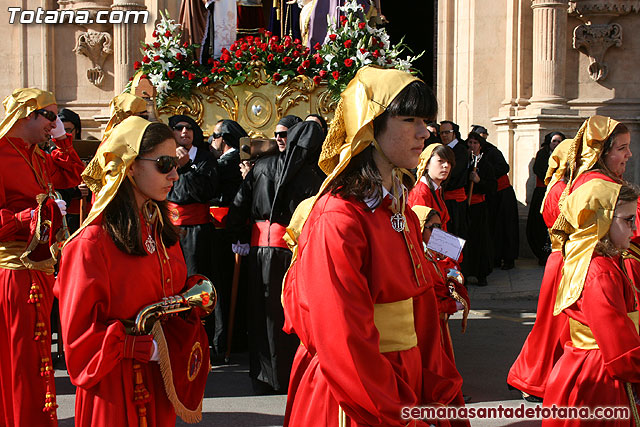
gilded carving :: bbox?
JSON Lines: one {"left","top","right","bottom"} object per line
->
{"left": 157, "top": 94, "right": 205, "bottom": 125}
{"left": 317, "top": 87, "right": 339, "bottom": 116}
{"left": 73, "top": 30, "right": 113, "bottom": 87}
{"left": 275, "top": 75, "right": 314, "bottom": 120}
{"left": 199, "top": 83, "right": 239, "bottom": 121}
{"left": 573, "top": 23, "right": 622, "bottom": 81}
{"left": 244, "top": 61, "right": 270, "bottom": 89}
{"left": 244, "top": 93, "right": 273, "bottom": 128}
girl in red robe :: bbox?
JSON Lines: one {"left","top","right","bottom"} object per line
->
{"left": 508, "top": 116, "right": 632, "bottom": 403}
{"left": 55, "top": 117, "right": 207, "bottom": 426}
{"left": 282, "top": 66, "right": 464, "bottom": 427}
{"left": 542, "top": 179, "right": 640, "bottom": 426}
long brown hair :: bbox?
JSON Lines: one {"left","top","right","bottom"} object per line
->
{"left": 595, "top": 181, "right": 640, "bottom": 256}
{"left": 425, "top": 144, "right": 456, "bottom": 189}
{"left": 103, "top": 122, "right": 181, "bottom": 255}
{"left": 590, "top": 123, "right": 630, "bottom": 182}
{"left": 327, "top": 80, "right": 437, "bottom": 206}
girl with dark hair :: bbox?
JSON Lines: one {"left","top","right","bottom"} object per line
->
{"left": 527, "top": 131, "right": 566, "bottom": 265}
{"left": 509, "top": 116, "right": 632, "bottom": 404}
{"left": 55, "top": 117, "right": 210, "bottom": 426}
{"left": 461, "top": 132, "right": 497, "bottom": 286}
{"left": 282, "top": 67, "right": 463, "bottom": 427}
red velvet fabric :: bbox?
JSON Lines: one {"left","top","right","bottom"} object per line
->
{"left": 542, "top": 255, "right": 640, "bottom": 427}
{"left": 0, "top": 134, "right": 83, "bottom": 427}
{"left": 55, "top": 219, "right": 195, "bottom": 427}
{"left": 282, "top": 193, "right": 463, "bottom": 427}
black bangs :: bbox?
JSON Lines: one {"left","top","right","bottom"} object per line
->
{"left": 385, "top": 80, "right": 437, "bottom": 121}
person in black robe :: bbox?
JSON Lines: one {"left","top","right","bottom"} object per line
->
{"left": 440, "top": 120, "right": 469, "bottom": 238}
{"left": 208, "top": 119, "right": 247, "bottom": 362}
{"left": 462, "top": 132, "right": 497, "bottom": 286}
{"left": 526, "top": 131, "right": 566, "bottom": 265}
{"left": 227, "top": 115, "right": 330, "bottom": 396}
{"left": 166, "top": 114, "right": 219, "bottom": 356}
{"left": 471, "top": 125, "right": 520, "bottom": 270}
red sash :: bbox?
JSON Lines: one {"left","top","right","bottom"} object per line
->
{"left": 167, "top": 202, "right": 212, "bottom": 226}
{"left": 497, "top": 174, "right": 511, "bottom": 192}
{"left": 209, "top": 206, "right": 230, "bottom": 229}
{"left": 250, "top": 221, "right": 288, "bottom": 249}
{"left": 536, "top": 176, "right": 546, "bottom": 188}
{"left": 444, "top": 187, "right": 467, "bottom": 202}
{"left": 470, "top": 193, "right": 485, "bottom": 205}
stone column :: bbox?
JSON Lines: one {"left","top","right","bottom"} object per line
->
{"left": 112, "top": 0, "right": 147, "bottom": 93}
{"left": 530, "top": 0, "right": 568, "bottom": 107}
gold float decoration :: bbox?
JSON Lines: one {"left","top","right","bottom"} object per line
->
{"left": 157, "top": 93, "right": 205, "bottom": 126}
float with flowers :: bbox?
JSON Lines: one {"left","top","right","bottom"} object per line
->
{"left": 130, "top": 2, "right": 422, "bottom": 136}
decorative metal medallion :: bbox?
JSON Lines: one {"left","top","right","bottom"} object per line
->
{"left": 390, "top": 212, "right": 406, "bottom": 233}
{"left": 144, "top": 234, "right": 156, "bottom": 254}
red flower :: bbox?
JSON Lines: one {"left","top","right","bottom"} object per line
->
{"left": 359, "top": 48, "right": 367, "bottom": 54}
{"left": 183, "top": 42, "right": 189, "bottom": 48}
{"left": 319, "top": 70, "right": 327, "bottom": 78}
{"left": 175, "top": 52, "right": 184, "bottom": 61}
{"left": 304, "top": 47, "right": 311, "bottom": 55}
{"left": 153, "top": 55, "right": 160, "bottom": 61}
{"left": 315, "top": 55, "right": 324, "bottom": 65}
{"left": 329, "top": 34, "right": 337, "bottom": 41}
{"left": 235, "top": 50, "right": 243, "bottom": 58}
{"left": 193, "top": 60, "right": 200, "bottom": 66}
{"left": 270, "top": 35, "right": 279, "bottom": 43}
{"left": 164, "top": 30, "right": 171, "bottom": 37}
{"left": 371, "top": 37, "right": 379, "bottom": 46}
{"left": 210, "top": 67, "right": 216, "bottom": 74}
{"left": 247, "top": 36, "right": 255, "bottom": 43}
{"left": 153, "top": 42, "right": 160, "bottom": 48}
{"left": 296, "top": 65, "right": 306, "bottom": 75}
{"left": 344, "top": 58, "right": 354, "bottom": 67}
{"left": 152, "top": 30, "right": 158, "bottom": 38}
{"left": 230, "top": 43, "right": 238, "bottom": 51}
{"left": 294, "top": 38, "right": 301, "bottom": 45}
{"left": 188, "top": 73, "right": 195, "bottom": 80}
{"left": 133, "top": 61, "right": 141, "bottom": 70}
{"left": 273, "top": 72, "right": 282, "bottom": 82}
{"left": 266, "top": 31, "right": 273, "bottom": 38}
{"left": 292, "top": 50, "right": 300, "bottom": 58}
{"left": 344, "top": 39, "right": 352, "bottom": 49}
{"left": 314, "top": 42, "right": 322, "bottom": 51}
{"left": 332, "top": 71, "right": 340, "bottom": 80}
{"left": 241, "top": 43, "right": 249, "bottom": 51}
{"left": 182, "top": 70, "right": 189, "bottom": 76}
{"left": 141, "top": 74, "right": 148, "bottom": 79}
{"left": 213, "top": 60, "right": 220, "bottom": 67}
{"left": 358, "top": 22, "right": 366, "bottom": 30}
{"left": 251, "top": 55, "right": 258, "bottom": 61}
{"left": 277, "top": 45, "right": 285, "bottom": 53}
{"left": 283, "top": 56, "right": 292, "bottom": 65}
{"left": 129, "top": 77, "right": 133, "bottom": 81}
{"left": 339, "top": 15, "right": 347, "bottom": 23}
{"left": 167, "top": 70, "right": 176, "bottom": 79}
{"left": 342, "top": 20, "right": 348, "bottom": 27}
{"left": 372, "top": 49, "right": 381, "bottom": 58}
{"left": 259, "top": 28, "right": 266, "bottom": 35}
{"left": 267, "top": 53, "right": 275, "bottom": 62}
{"left": 202, "top": 76, "right": 210, "bottom": 84}
{"left": 207, "top": 58, "right": 214, "bottom": 64}
{"left": 221, "top": 53, "right": 231, "bottom": 63}
{"left": 249, "top": 46, "right": 256, "bottom": 54}
{"left": 313, "top": 75, "right": 322, "bottom": 85}
{"left": 234, "top": 62, "right": 242, "bottom": 70}
{"left": 283, "top": 36, "right": 292, "bottom": 48}
{"left": 142, "top": 55, "right": 150, "bottom": 63}
{"left": 302, "top": 59, "right": 311, "bottom": 68}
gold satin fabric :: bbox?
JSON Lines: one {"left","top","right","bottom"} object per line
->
{"left": 104, "top": 92, "right": 147, "bottom": 136}
{"left": 570, "top": 311, "right": 639, "bottom": 350}
{"left": 411, "top": 205, "right": 433, "bottom": 232}
{"left": 0, "top": 88, "right": 56, "bottom": 140}
{"left": 373, "top": 298, "right": 418, "bottom": 353}
{"left": 65, "top": 116, "right": 151, "bottom": 246}
{"left": 0, "top": 242, "right": 29, "bottom": 270}
{"left": 415, "top": 143, "right": 442, "bottom": 184}
{"left": 554, "top": 179, "right": 621, "bottom": 315}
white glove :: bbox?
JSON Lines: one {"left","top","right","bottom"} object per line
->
{"left": 50, "top": 117, "right": 67, "bottom": 139}
{"left": 232, "top": 240, "right": 250, "bottom": 256}
{"left": 54, "top": 199, "right": 67, "bottom": 216}
{"left": 150, "top": 339, "right": 159, "bottom": 362}
{"left": 455, "top": 301, "right": 465, "bottom": 311}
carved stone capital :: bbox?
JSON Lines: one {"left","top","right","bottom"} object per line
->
{"left": 568, "top": 0, "right": 640, "bottom": 18}
{"left": 573, "top": 22, "right": 622, "bottom": 81}
{"left": 73, "top": 30, "right": 113, "bottom": 87}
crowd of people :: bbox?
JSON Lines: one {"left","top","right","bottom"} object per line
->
{"left": 1, "top": 65, "right": 640, "bottom": 427}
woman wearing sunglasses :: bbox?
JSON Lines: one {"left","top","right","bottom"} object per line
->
{"left": 55, "top": 117, "right": 210, "bottom": 427}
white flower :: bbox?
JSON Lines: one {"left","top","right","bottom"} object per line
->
{"left": 356, "top": 49, "right": 372, "bottom": 65}
{"left": 340, "top": 0, "right": 362, "bottom": 14}
{"left": 156, "top": 80, "right": 170, "bottom": 95}
{"left": 394, "top": 58, "right": 412, "bottom": 71}
{"left": 148, "top": 72, "right": 164, "bottom": 87}
{"left": 324, "top": 53, "right": 335, "bottom": 67}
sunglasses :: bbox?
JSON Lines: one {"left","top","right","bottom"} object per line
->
{"left": 274, "top": 131, "right": 287, "bottom": 139}
{"left": 440, "top": 130, "right": 455, "bottom": 135}
{"left": 427, "top": 223, "right": 442, "bottom": 231}
{"left": 35, "top": 109, "right": 57, "bottom": 122}
{"left": 212, "top": 132, "right": 223, "bottom": 139}
{"left": 173, "top": 124, "right": 193, "bottom": 131}
{"left": 137, "top": 155, "right": 179, "bottom": 174}
{"left": 614, "top": 215, "right": 636, "bottom": 228}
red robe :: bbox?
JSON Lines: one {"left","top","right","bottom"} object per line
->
{"left": 282, "top": 193, "right": 463, "bottom": 427}
{"left": 0, "top": 134, "right": 83, "bottom": 427}
{"left": 408, "top": 178, "right": 451, "bottom": 231}
{"left": 54, "top": 219, "right": 189, "bottom": 427}
{"left": 542, "top": 255, "right": 640, "bottom": 426}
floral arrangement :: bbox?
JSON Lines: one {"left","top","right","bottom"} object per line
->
{"left": 131, "top": 2, "right": 422, "bottom": 106}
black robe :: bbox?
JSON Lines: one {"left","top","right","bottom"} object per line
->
{"left": 444, "top": 139, "right": 470, "bottom": 238}
{"left": 484, "top": 143, "right": 520, "bottom": 266}
{"left": 461, "top": 152, "right": 497, "bottom": 282}
{"left": 226, "top": 121, "right": 325, "bottom": 394}
{"left": 526, "top": 146, "right": 552, "bottom": 263}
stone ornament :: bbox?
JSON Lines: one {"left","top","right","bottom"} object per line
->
{"left": 73, "top": 30, "right": 113, "bottom": 86}
{"left": 573, "top": 23, "right": 622, "bottom": 81}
